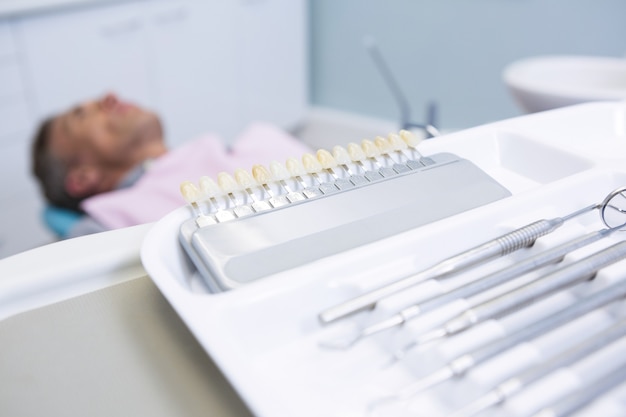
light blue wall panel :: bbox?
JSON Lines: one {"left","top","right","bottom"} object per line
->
{"left": 309, "top": 0, "right": 626, "bottom": 130}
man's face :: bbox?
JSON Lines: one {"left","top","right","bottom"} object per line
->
{"left": 51, "top": 93, "right": 164, "bottom": 170}
{"left": 49, "top": 93, "right": 167, "bottom": 196}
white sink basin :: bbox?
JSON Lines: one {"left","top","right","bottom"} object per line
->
{"left": 503, "top": 55, "right": 626, "bottom": 113}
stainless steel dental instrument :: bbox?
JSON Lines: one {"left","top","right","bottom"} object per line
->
{"left": 408, "top": 240, "right": 626, "bottom": 347}
{"left": 321, "top": 225, "right": 625, "bottom": 350}
{"left": 320, "top": 206, "right": 596, "bottom": 325}
{"left": 530, "top": 361, "right": 626, "bottom": 417}
{"left": 369, "top": 273, "right": 626, "bottom": 411}
{"left": 319, "top": 186, "right": 626, "bottom": 324}
{"left": 450, "top": 318, "right": 626, "bottom": 417}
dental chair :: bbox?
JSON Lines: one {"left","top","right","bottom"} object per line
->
{"left": 42, "top": 205, "right": 83, "bottom": 239}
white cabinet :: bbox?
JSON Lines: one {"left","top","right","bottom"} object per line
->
{"left": 146, "top": 0, "right": 308, "bottom": 145}
{"left": 17, "top": 0, "right": 242, "bottom": 146}
{"left": 17, "top": 1, "right": 158, "bottom": 129}
{"left": 0, "top": 18, "right": 53, "bottom": 258}
{"left": 0, "top": 0, "right": 308, "bottom": 258}
{"left": 0, "top": 20, "right": 30, "bottom": 145}
{"left": 232, "top": 0, "right": 308, "bottom": 130}
{"left": 146, "top": 0, "right": 241, "bottom": 144}
{"left": 16, "top": 0, "right": 307, "bottom": 146}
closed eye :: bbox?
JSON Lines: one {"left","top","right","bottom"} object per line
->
{"left": 72, "top": 106, "right": 86, "bottom": 119}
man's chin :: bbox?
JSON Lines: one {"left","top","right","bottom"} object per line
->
{"left": 135, "top": 113, "right": 164, "bottom": 143}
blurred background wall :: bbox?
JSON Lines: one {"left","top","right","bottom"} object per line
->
{"left": 308, "top": 0, "right": 626, "bottom": 130}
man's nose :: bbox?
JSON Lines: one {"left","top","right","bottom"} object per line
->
{"left": 99, "top": 93, "right": 119, "bottom": 109}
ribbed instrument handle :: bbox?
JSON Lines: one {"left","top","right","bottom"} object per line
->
{"left": 495, "top": 218, "right": 564, "bottom": 255}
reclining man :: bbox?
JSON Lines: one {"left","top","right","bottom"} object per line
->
{"left": 32, "top": 93, "right": 310, "bottom": 238}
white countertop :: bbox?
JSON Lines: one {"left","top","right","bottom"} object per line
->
{"left": 0, "top": 222, "right": 254, "bottom": 417}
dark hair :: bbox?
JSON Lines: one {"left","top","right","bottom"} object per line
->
{"left": 31, "top": 117, "right": 84, "bottom": 212}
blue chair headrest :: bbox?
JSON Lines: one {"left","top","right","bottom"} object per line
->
{"left": 43, "top": 205, "right": 83, "bottom": 239}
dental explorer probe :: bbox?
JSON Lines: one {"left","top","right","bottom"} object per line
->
{"left": 368, "top": 273, "right": 626, "bottom": 411}
{"left": 408, "top": 240, "right": 626, "bottom": 347}
{"left": 321, "top": 226, "right": 624, "bottom": 350}
{"left": 450, "top": 318, "right": 626, "bottom": 417}
{"left": 530, "top": 361, "right": 626, "bottom": 417}
{"left": 319, "top": 203, "right": 600, "bottom": 324}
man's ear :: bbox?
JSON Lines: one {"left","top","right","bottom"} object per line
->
{"left": 65, "top": 165, "right": 102, "bottom": 198}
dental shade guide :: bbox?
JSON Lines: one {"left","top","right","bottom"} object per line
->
{"left": 178, "top": 131, "right": 511, "bottom": 292}
{"left": 198, "top": 175, "right": 235, "bottom": 223}
{"left": 180, "top": 181, "right": 215, "bottom": 227}
{"left": 269, "top": 161, "right": 306, "bottom": 203}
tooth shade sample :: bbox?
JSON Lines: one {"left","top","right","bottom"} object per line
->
{"left": 302, "top": 153, "right": 323, "bottom": 173}
{"left": 269, "top": 161, "right": 290, "bottom": 180}
{"left": 347, "top": 142, "right": 366, "bottom": 161}
{"left": 399, "top": 129, "right": 422, "bottom": 148}
{"left": 234, "top": 168, "right": 256, "bottom": 188}
{"left": 332, "top": 146, "right": 351, "bottom": 165}
{"left": 387, "top": 132, "right": 408, "bottom": 150}
{"left": 374, "top": 136, "right": 392, "bottom": 153}
{"left": 316, "top": 149, "right": 338, "bottom": 169}
{"left": 180, "top": 181, "right": 201, "bottom": 203}
{"left": 199, "top": 176, "right": 222, "bottom": 197}
{"left": 217, "top": 172, "right": 239, "bottom": 193}
{"left": 361, "top": 139, "right": 381, "bottom": 157}
{"left": 252, "top": 164, "right": 272, "bottom": 184}
{"left": 286, "top": 157, "right": 307, "bottom": 176}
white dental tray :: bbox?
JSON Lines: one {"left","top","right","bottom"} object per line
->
{"left": 141, "top": 101, "right": 626, "bottom": 417}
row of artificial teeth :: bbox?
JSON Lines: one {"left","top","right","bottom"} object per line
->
{"left": 180, "top": 129, "right": 424, "bottom": 212}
